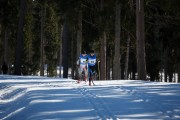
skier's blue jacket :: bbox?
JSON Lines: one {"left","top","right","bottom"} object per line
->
{"left": 79, "top": 54, "right": 88, "bottom": 65}
{"left": 87, "top": 54, "right": 97, "bottom": 67}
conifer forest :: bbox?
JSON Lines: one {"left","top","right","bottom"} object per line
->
{"left": 0, "top": 0, "right": 180, "bottom": 82}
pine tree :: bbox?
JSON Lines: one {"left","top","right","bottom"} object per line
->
{"left": 14, "top": 0, "right": 26, "bottom": 75}
{"left": 136, "top": 0, "right": 146, "bottom": 80}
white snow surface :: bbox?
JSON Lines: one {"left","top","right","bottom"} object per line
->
{"left": 0, "top": 75, "right": 180, "bottom": 120}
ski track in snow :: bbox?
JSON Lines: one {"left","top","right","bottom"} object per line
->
{"left": 75, "top": 86, "right": 118, "bottom": 120}
{"left": 0, "top": 75, "right": 180, "bottom": 120}
{"left": 114, "top": 84, "right": 180, "bottom": 120}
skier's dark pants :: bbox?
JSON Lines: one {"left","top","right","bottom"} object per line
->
{"left": 88, "top": 66, "right": 95, "bottom": 82}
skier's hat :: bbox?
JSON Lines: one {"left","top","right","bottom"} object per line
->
{"left": 90, "top": 50, "right": 94, "bottom": 53}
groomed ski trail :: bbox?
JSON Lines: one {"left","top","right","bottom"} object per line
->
{"left": 75, "top": 86, "right": 118, "bottom": 120}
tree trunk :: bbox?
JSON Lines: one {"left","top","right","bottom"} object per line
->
{"left": 160, "top": 39, "right": 163, "bottom": 82}
{"left": 40, "top": 4, "right": 45, "bottom": 76}
{"left": 62, "top": 22, "right": 70, "bottom": 78}
{"left": 98, "top": 0, "right": 106, "bottom": 80}
{"left": 113, "top": 0, "right": 121, "bottom": 80}
{"left": 71, "top": 30, "right": 75, "bottom": 79}
{"left": 178, "top": 65, "right": 180, "bottom": 83}
{"left": 136, "top": 0, "right": 146, "bottom": 80}
{"left": 0, "top": 26, "right": 2, "bottom": 73}
{"left": 106, "top": 44, "right": 111, "bottom": 80}
{"left": 59, "top": 41, "right": 62, "bottom": 78}
{"left": 164, "top": 48, "right": 168, "bottom": 82}
{"left": 125, "top": 35, "right": 130, "bottom": 79}
{"left": 106, "top": 55, "right": 110, "bottom": 80}
{"left": 132, "top": 63, "right": 136, "bottom": 80}
{"left": 75, "top": 9, "right": 82, "bottom": 80}
{"left": 14, "top": 0, "right": 26, "bottom": 75}
{"left": 59, "top": 25, "right": 63, "bottom": 78}
{"left": 76, "top": 9, "right": 82, "bottom": 60}
{"left": 169, "top": 72, "right": 173, "bottom": 82}
{"left": 4, "top": 29, "right": 8, "bottom": 64}
{"left": 178, "top": 49, "right": 180, "bottom": 83}
{"left": 1, "top": 25, "right": 8, "bottom": 73}
{"left": 100, "top": 31, "right": 106, "bottom": 80}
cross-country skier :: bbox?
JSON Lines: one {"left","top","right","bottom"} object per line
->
{"left": 87, "top": 50, "right": 97, "bottom": 86}
{"left": 77, "top": 50, "right": 88, "bottom": 83}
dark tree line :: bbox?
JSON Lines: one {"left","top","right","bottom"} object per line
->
{"left": 0, "top": 0, "right": 180, "bottom": 82}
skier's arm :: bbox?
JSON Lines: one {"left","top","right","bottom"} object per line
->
{"left": 85, "top": 58, "right": 88, "bottom": 70}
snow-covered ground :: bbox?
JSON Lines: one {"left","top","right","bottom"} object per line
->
{"left": 0, "top": 75, "right": 180, "bottom": 120}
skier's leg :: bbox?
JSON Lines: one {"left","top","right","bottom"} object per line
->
{"left": 89, "top": 72, "right": 92, "bottom": 86}
{"left": 82, "top": 67, "right": 86, "bottom": 81}
{"left": 91, "top": 66, "right": 96, "bottom": 85}
{"left": 78, "top": 65, "right": 83, "bottom": 83}
{"left": 84, "top": 67, "right": 88, "bottom": 82}
{"left": 88, "top": 67, "right": 92, "bottom": 86}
